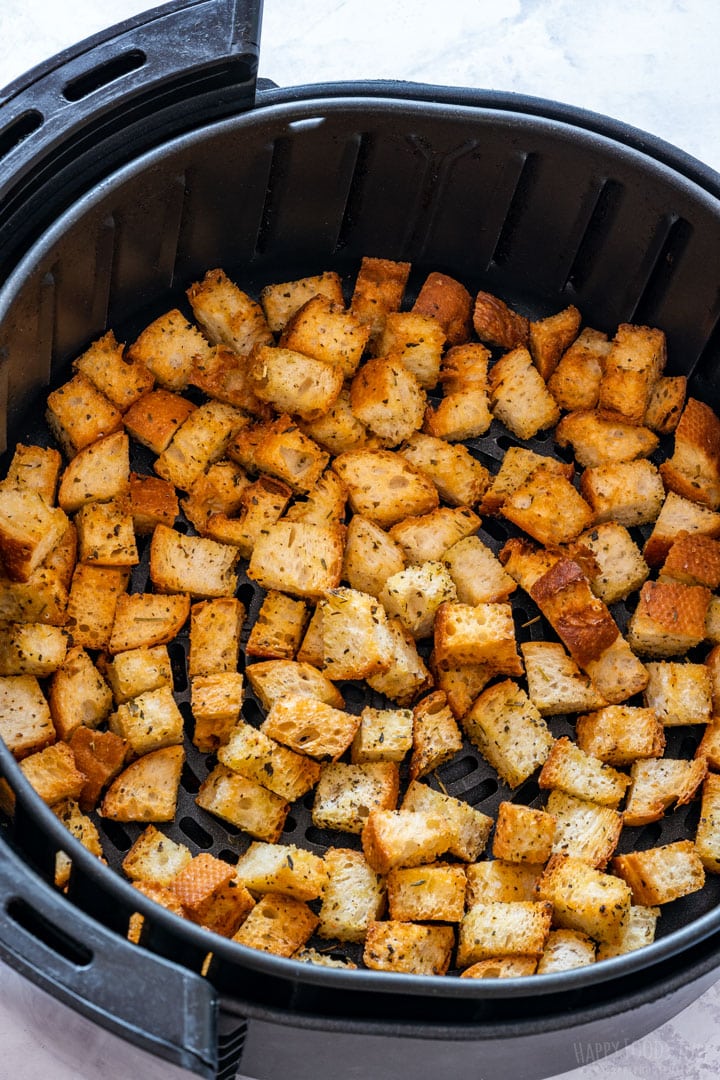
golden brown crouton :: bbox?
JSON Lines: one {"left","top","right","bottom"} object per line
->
{"left": 643, "top": 661, "right": 712, "bottom": 725}
{"left": 205, "top": 475, "right": 292, "bottom": 559}
{"left": 189, "top": 672, "right": 245, "bottom": 751}
{"left": 0, "top": 487, "right": 69, "bottom": 583}
{"left": 0, "top": 622, "right": 68, "bottom": 678}
{"left": 298, "top": 387, "right": 371, "bottom": 456}
{"left": 232, "top": 894, "right": 318, "bottom": 956}
{"left": 318, "top": 847, "right": 386, "bottom": 943}
{"left": 333, "top": 449, "right": 439, "bottom": 529}
{"left": 49, "top": 644, "right": 113, "bottom": 739}
{"left": 595, "top": 905, "right": 661, "bottom": 960}
{"left": 413, "top": 271, "right": 472, "bottom": 345}
{"left": 612, "top": 841, "right": 705, "bottom": 905}
{"left": 536, "top": 854, "right": 631, "bottom": 943}
{"left": 319, "top": 586, "right": 394, "bottom": 680}
{"left": 260, "top": 270, "right": 344, "bottom": 333}
{"left": 577, "top": 522, "right": 650, "bottom": 604}
{"left": 350, "top": 355, "right": 426, "bottom": 445}
{"left": 623, "top": 757, "right": 707, "bottom": 826}
{"left": 660, "top": 397, "right": 720, "bottom": 509}
{"left": 247, "top": 520, "right": 344, "bottom": 600}
{"left": 442, "top": 536, "right": 517, "bottom": 606}
{"left": 280, "top": 296, "right": 371, "bottom": 378}
{"left": 365, "top": 618, "right": 434, "bottom": 706}
{"left": 627, "top": 581, "right": 711, "bottom": 657}
{"left": 575, "top": 705, "right": 665, "bottom": 765}
{"left": 245, "top": 658, "right": 344, "bottom": 711}
{"left": 529, "top": 304, "right": 581, "bottom": 381}
{"left": 218, "top": 722, "right": 321, "bottom": 801}
{"left": 375, "top": 311, "right": 445, "bottom": 387}
{"left": 261, "top": 693, "right": 360, "bottom": 760}
{"left": 245, "top": 591, "right": 309, "bottom": 660}
{"left": 170, "top": 852, "right": 255, "bottom": 937}
{"left": 364, "top": 921, "right": 455, "bottom": 976}
{"left": 128, "top": 473, "right": 179, "bottom": 535}
{"left": 75, "top": 500, "right": 138, "bottom": 569}
{"left": 547, "top": 328, "right": 610, "bottom": 412}
{"left": 53, "top": 798, "right": 105, "bottom": 889}
{"left": 389, "top": 506, "right": 480, "bottom": 566}
{"left": 100, "top": 745, "right": 185, "bottom": 822}
{"left": 423, "top": 345, "right": 493, "bottom": 442}
{"left": 457, "top": 901, "right": 553, "bottom": 968}
{"left": 46, "top": 373, "right": 123, "bottom": 459}
{"left": 489, "top": 347, "right": 561, "bottom": 439}
{"left": 462, "top": 680, "right": 554, "bottom": 789}
{"left": 126, "top": 309, "right": 212, "bottom": 391}
{"left": 402, "top": 780, "right": 493, "bottom": 862}
{"left": 379, "top": 561, "right": 457, "bottom": 639}
{"left": 66, "top": 564, "right": 129, "bottom": 651}
{"left": 398, "top": 433, "right": 490, "bottom": 507}
{"left": 187, "top": 344, "right": 271, "bottom": 417}
{"left": 351, "top": 705, "right": 414, "bottom": 764}
{"left": 123, "top": 389, "right": 196, "bottom": 455}
{"left": 521, "top": 642, "right": 606, "bottom": 717}
{"left": 150, "top": 524, "right": 239, "bottom": 598}
{"left": 465, "top": 861, "right": 542, "bottom": 905}
{"left": 644, "top": 375, "right": 687, "bottom": 434}
{"left": 5, "top": 443, "right": 62, "bottom": 504}
{"left": 538, "top": 736, "right": 630, "bottom": 808}
{"left": 234, "top": 841, "right": 327, "bottom": 901}
{"left": 282, "top": 469, "right": 347, "bottom": 527}
{"left": 545, "top": 790, "right": 622, "bottom": 869}
{"left": 341, "top": 514, "right": 406, "bottom": 598}
{"left": 434, "top": 600, "right": 521, "bottom": 674}
{"left": 480, "top": 446, "right": 574, "bottom": 516}
{"left": 598, "top": 323, "right": 666, "bottom": 425}
{"left": 537, "top": 929, "right": 596, "bottom": 974}
{"left": 187, "top": 268, "right": 273, "bottom": 356}
{"left": 19, "top": 741, "right": 86, "bottom": 806}
{"left": 472, "top": 290, "right": 529, "bottom": 350}
{"left": 501, "top": 465, "right": 593, "bottom": 546}
{"left": 73, "top": 330, "right": 154, "bottom": 412}
{"left": 409, "top": 691, "right": 462, "bottom": 780}
{"left": 69, "top": 726, "right": 128, "bottom": 811}
{"left": 0, "top": 674, "right": 56, "bottom": 760}
{"left": 644, "top": 491, "right": 720, "bottom": 567}
{"left": 181, "top": 462, "right": 249, "bottom": 534}
{"left": 108, "top": 592, "right": 190, "bottom": 654}
{"left": 492, "top": 802, "right": 557, "bottom": 865}
{"left": 361, "top": 807, "right": 454, "bottom": 875}
{"left": 555, "top": 409, "right": 659, "bottom": 468}
{"left": 312, "top": 761, "right": 400, "bottom": 834}
{"left": 351, "top": 257, "right": 411, "bottom": 341}
{"left": 57, "top": 430, "right": 130, "bottom": 515}
{"left": 387, "top": 863, "right": 467, "bottom": 922}
{"left": 660, "top": 534, "right": 720, "bottom": 589}
{"left": 196, "top": 764, "right": 289, "bottom": 841}
{"left": 154, "top": 401, "right": 248, "bottom": 492}
{"left": 579, "top": 459, "right": 665, "bottom": 527}
{"left": 248, "top": 344, "right": 344, "bottom": 420}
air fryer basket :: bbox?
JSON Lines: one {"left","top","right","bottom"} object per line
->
{"left": 2, "top": 2, "right": 720, "bottom": 1078}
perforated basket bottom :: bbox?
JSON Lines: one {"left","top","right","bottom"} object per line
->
{"left": 6, "top": 280, "right": 720, "bottom": 975}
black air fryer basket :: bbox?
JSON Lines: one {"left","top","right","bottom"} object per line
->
{"left": 2, "top": 2, "right": 720, "bottom": 1077}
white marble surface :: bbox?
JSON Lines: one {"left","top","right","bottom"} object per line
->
{"left": 1, "top": 1, "right": 720, "bottom": 1078}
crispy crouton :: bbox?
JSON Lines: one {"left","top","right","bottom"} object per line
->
{"left": 128, "top": 473, "right": 178, "bottom": 535}
{"left": 489, "top": 347, "right": 560, "bottom": 439}
{"left": 529, "top": 305, "right": 581, "bottom": 381}
{"left": 75, "top": 500, "right": 138, "bottom": 568}
{"left": 413, "top": 271, "right": 472, "bottom": 345}
{"left": 237, "top": 416, "right": 330, "bottom": 494}
{"left": 364, "top": 920, "right": 455, "bottom": 975}
{"left": 66, "top": 565, "right": 128, "bottom": 651}
{"left": 379, "top": 561, "right": 457, "bottom": 639}
{"left": 351, "top": 705, "right": 414, "bottom": 764}
{"left": 361, "top": 808, "right": 454, "bottom": 874}
{"left": 501, "top": 465, "right": 593, "bottom": 545}
{"left": 583, "top": 635, "right": 650, "bottom": 706}
{"left": 218, "top": 722, "right": 321, "bottom": 801}
{"left": 123, "top": 389, "right": 196, "bottom": 455}
{"left": 430, "top": 657, "right": 493, "bottom": 719}
{"left": 537, "top": 929, "right": 596, "bottom": 973}
{"left": 245, "top": 591, "right": 308, "bottom": 660}
{"left": 538, "top": 736, "right": 630, "bottom": 808}
{"left": 598, "top": 323, "right": 666, "bottom": 425}
{"left": 402, "top": 780, "right": 493, "bottom": 862}
{"left": 457, "top": 901, "right": 553, "bottom": 968}
{"left": 365, "top": 618, "right": 434, "bottom": 706}
{"left": 577, "top": 522, "right": 650, "bottom": 604}
{"left": 260, "top": 271, "right": 344, "bottom": 333}
{"left": 555, "top": 410, "right": 659, "bottom": 467}
{"left": 282, "top": 469, "right": 347, "bottom": 527}
{"left": 6, "top": 444, "right": 62, "bottom": 503}
{"left": 126, "top": 309, "right": 212, "bottom": 391}
{"left": 20, "top": 741, "right": 86, "bottom": 805}
{"left": 481, "top": 446, "right": 574, "bottom": 516}
{"left": 545, "top": 790, "right": 622, "bottom": 869}
{"left": 643, "top": 661, "right": 712, "bottom": 725}
{"left": 612, "top": 841, "right": 705, "bottom": 905}
{"left": 697, "top": 718, "right": 720, "bottom": 771}
{"left": 575, "top": 705, "right": 665, "bottom": 765}
{"left": 69, "top": 727, "right": 127, "bottom": 811}
{"left": 298, "top": 388, "right": 371, "bottom": 456}
{"left": 521, "top": 642, "right": 606, "bottom": 717}
{"left": 398, "top": 433, "right": 490, "bottom": 507}
{"left": 375, "top": 311, "right": 445, "bottom": 387}
{"left": 695, "top": 774, "right": 720, "bottom": 873}
{"left": 536, "top": 854, "right": 631, "bottom": 942}
{"left": 318, "top": 847, "right": 386, "bottom": 943}
{"left": 350, "top": 355, "right": 426, "bottom": 445}
{"left": 547, "top": 328, "right": 610, "bottom": 412}
{"left": 0, "top": 487, "right": 69, "bottom": 583}
{"left": 493, "top": 802, "right": 557, "bottom": 864}
{"left": 644, "top": 491, "right": 720, "bottom": 566}
{"left": 108, "top": 592, "right": 190, "bottom": 654}
{"left": 0, "top": 622, "right": 67, "bottom": 678}
{"left": 245, "top": 658, "right": 344, "bottom": 711}
{"left": 170, "top": 852, "right": 255, "bottom": 937}
{"left": 319, "top": 587, "right": 394, "bottom": 680}
{"left": 342, "top": 514, "right": 406, "bottom": 598}
{"left": 409, "top": 691, "right": 462, "bottom": 780}
{"left": 389, "top": 506, "right": 480, "bottom": 566}
{"left": 261, "top": 693, "right": 360, "bottom": 760}
{"left": 127, "top": 882, "right": 186, "bottom": 942}
{"left": 660, "top": 534, "right": 720, "bottom": 589}
{"left": 280, "top": 296, "right": 371, "bottom": 378}
{"left": 181, "top": 461, "right": 249, "bottom": 534}
{"left": 248, "top": 344, "right": 344, "bottom": 420}
{"left": 154, "top": 401, "right": 248, "bottom": 492}
{"left": 122, "top": 824, "right": 192, "bottom": 886}
{"left": 644, "top": 375, "right": 687, "bottom": 434}
{"left": 46, "top": 373, "right": 123, "bottom": 459}
{"left": 579, "top": 459, "right": 665, "bottom": 527}
{"left": 247, "top": 520, "right": 344, "bottom": 600}
{"left": 462, "top": 680, "right": 554, "bottom": 789}
{"left": 187, "top": 344, "right": 271, "bottom": 417}
{"left": 595, "top": 905, "right": 660, "bottom": 960}
{"left": 387, "top": 863, "right": 467, "bottom": 922}
{"left": 187, "top": 268, "right": 273, "bottom": 356}
{"left": 234, "top": 841, "right": 327, "bottom": 901}
{"left": 660, "top": 398, "right": 720, "bottom": 508}
{"left": 442, "top": 536, "right": 517, "bottom": 606}
{"left": 100, "top": 745, "right": 184, "bottom": 822}
{"left": 187, "top": 671, "right": 243, "bottom": 751}
{"left": 49, "top": 645, "right": 113, "bottom": 739}
{"left": 423, "top": 351, "right": 493, "bottom": 441}
{"left": 196, "top": 763, "right": 289, "bottom": 841}
{"left": 312, "top": 761, "right": 400, "bottom": 834}
{"left": 623, "top": 757, "right": 707, "bottom": 826}
{"left": 232, "top": 894, "right": 318, "bottom": 957}
{"left": 473, "top": 290, "right": 529, "bottom": 350}
{"left": 0, "top": 674, "right": 56, "bottom": 760}
{"left": 332, "top": 449, "right": 439, "bottom": 528}
{"left": 351, "top": 258, "right": 412, "bottom": 340}
{"left": 462, "top": 956, "right": 539, "bottom": 978}
{"left": 465, "top": 861, "right": 542, "bottom": 905}
{"left": 73, "top": 330, "right": 154, "bottom": 411}
{"left": 627, "top": 581, "right": 711, "bottom": 657}
{"left": 53, "top": 797, "right": 105, "bottom": 888}
{"left": 205, "top": 475, "right": 292, "bottom": 558}
{"left": 434, "top": 600, "right": 522, "bottom": 674}
{"left": 150, "top": 524, "right": 239, "bottom": 598}
{"left": 57, "top": 430, "right": 131, "bottom": 515}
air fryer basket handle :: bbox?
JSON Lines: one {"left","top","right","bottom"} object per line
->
{"left": 0, "top": 837, "right": 218, "bottom": 1078}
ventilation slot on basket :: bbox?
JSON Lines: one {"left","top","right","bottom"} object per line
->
{"left": 6, "top": 897, "right": 92, "bottom": 966}
{"left": 254, "top": 137, "right": 291, "bottom": 256}
{"left": 0, "top": 110, "right": 43, "bottom": 163}
{"left": 335, "top": 131, "right": 374, "bottom": 253}
{"left": 491, "top": 152, "right": 540, "bottom": 267}
{"left": 631, "top": 215, "right": 693, "bottom": 326}
{"left": 565, "top": 179, "right": 625, "bottom": 293}
{"left": 62, "top": 50, "right": 147, "bottom": 102}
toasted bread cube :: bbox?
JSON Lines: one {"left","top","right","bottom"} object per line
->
{"left": 366, "top": 618, "right": 434, "bottom": 706}
{"left": 6, "top": 444, "right": 62, "bottom": 503}
{"left": 169, "top": 852, "right": 255, "bottom": 936}
{"left": 492, "top": 802, "right": 557, "bottom": 864}
{"left": 547, "top": 327, "right": 610, "bottom": 412}
{"left": 473, "top": 290, "right": 529, "bottom": 349}
{"left": 109, "top": 685, "right": 184, "bottom": 758}
{"left": 461, "top": 956, "right": 538, "bottom": 978}
{"left": 481, "top": 447, "right": 574, "bottom": 516}
{"left": 643, "top": 661, "right": 712, "bottom": 726}
{"left": 318, "top": 587, "right": 394, "bottom": 680}
{"left": 313, "top": 761, "right": 400, "bottom": 834}
{"left": 350, "top": 356, "right": 426, "bottom": 445}
{"left": 660, "top": 397, "right": 720, "bottom": 509}
{"left": 389, "top": 507, "right": 480, "bottom": 566}
{"left": 695, "top": 773, "right": 720, "bottom": 873}
{"left": 361, "top": 808, "right": 453, "bottom": 874}
{"left": 108, "top": 592, "right": 189, "bottom": 655}
{"left": 318, "top": 847, "right": 385, "bottom": 943}
{"left": 128, "top": 473, "right": 178, "bottom": 535}
{"left": 127, "top": 881, "right": 186, "bottom": 942}
{"left": 536, "top": 854, "right": 631, "bottom": 942}
{"left": 48, "top": 645, "right": 113, "bottom": 739}
{"left": 0, "top": 623, "right": 67, "bottom": 677}
{"left": 645, "top": 491, "right": 720, "bottom": 568}
{"left": 0, "top": 487, "right": 69, "bottom": 583}
{"left": 398, "top": 433, "right": 490, "bottom": 507}
{"left": 41, "top": 522, "right": 77, "bottom": 591}
{"left": 375, "top": 312, "right": 445, "bottom": 388}
{"left": 577, "top": 522, "right": 649, "bottom": 604}
{"left": 234, "top": 841, "right": 326, "bottom": 900}
{"left": 187, "top": 268, "right": 273, "bottom": 355}
{"left": 430, "top": 657, "right": 493, "bottom": 719}
{"left": 521, "top": 642, "right": 606, "bottom": 717}
{"left": 364, "top": 920, "right": 454, "bottom": 975}
{"left": 341, "top": 515, "right": 405, "bottom": 600}
{"left": 402, "top": 780, "right": 493, "bottom": 862}
{"left": 196, "top": 763, "right": 288, "bottom": 841}
{"left": 261, "top": 693, "right": 360, "bottom": 760}
{"left": 73, "top": 330, "right": 154, "bottom": 412}
{"left": 126, "top": 309, "right": 212, "bottom": 391}
{"left": 46, "top": 373, "right": 123, "bottom": 459}
{"left": 545, "top": 790, "right": 622, "bottom": 869}
{"left": 333, "top": 449, "right": 439, "bottom": 529}
{"left": 280, "top": 296, "right": 370, "bottom": 378}
{"left": 379, "top": 561, "right": 457, "bottom": 640}
{"left": 188, "top": 344, "right": 271, "bottom": 417}
{"left": 465, "top": 861, "right": 542, "bottom": 905}
{"left": 0, "top": 674, "right": 55, "bottom": 760}
{"left": 555, "top": 409, "right": 658, "bottom": 468}
{"left": 413, "top": 271, "right": 472, "bottom": 346}
{"left": 232, "top": 894, "right": 317, "bottom": 956}
{"left": 537, "top": 929, "right": 596, "bottom": 973}
{"left": 103, "top": 645, "right": 172, "bottom": 705}
{"left": 283, "top": 469, "right": 347, "bottom": 527}
{"left": 538, "top": 736, "right": 630, "bottom": 808}
{"left": 75, "top": 500, "right": 138, "bottom": 568}
{"left": 660, "top": 534, "right": 720, "bottom": 589}
{"left": 206, "top": 475, "right": 292, "bottom": 558}
{"left": 247, "top": 520, "right": 344, "bottom": 601}
{"left": 350, "top": 256, "right": 410, "bottom": 340}
{"left": 190, "top": 672, "right": 244, "bottom": 751}
{"left": 575, "top": 705, "right": 665, "bottom": 765}
{"left": 218, "top": 722, "right": 320, "bottom": 801}
{"left": 298, "top": 387, "right": 371, "bottom": 456}
{"left": 462, "top": 680, "right": 554, "bottom": 789}
{"left": 457, "top": 901, "right": 553, "bottom": 968}
{"left": 66, "top": 565, "right": 129, "bottom": 651}
{"left": 61, "top": 445, "right": 133, "bottom": 530}
{"left": 69, "top": 726, "right": 127, "bottom": 811}
{"left": 443, "top": 536, "right": 516, "bottom": 606}
{"left": 150, "top": 525, "right": 239, "bottom": 598}
{"left": 255, "top": 418, "right": 332, "bottom": 494}
{"left": 598, "top": 323, "right": 666, "bottom": 425}
{"left": 350, "top": 705, "right": 414, "bottom": 764}
{"left": 624, "top": 757, "right": 707, "bottom": 827}
{"left": 645, "top": 374, "right": 687, "bottom": 434}
{"left": 580, "top": 459, "right": 665, "bottom": 527}
{"left": 260, "top": 270, "right": 344, "bottom": 333}
{"left": 181, "top": 461, "right": 249, "bottom": 534}
{"left": 489, "top": 347, "right": 560, "bottom": 439}
{"left": 100, "top": 744, "right": 184, "bottom": 822}
{"left": 434, "top": 600, "right": 521, "bottom": 675}
{"left": 502, "top": 465, "right": 593, "bottom": 546}
{"left": 529, "top": 305, "right": 581, "bottom": 381}
{"left": 123, "top": 388, "right": 196, "bottom": 455}
{"left": 245, "top": 658, "right": 344, "bottom": 711}
{"left": 249, "top": 343, "right": 344, "bottom": 420}
{"left": 245, "top": 591, "right": 308, "bottom": 661}
{"left": 596, "top": 905, "right": 661, "bottom": 960}
{"left": 583, "top": 635, "right": 650, "bottom": 706}
{"left": 53, "top": 797, "right": 105, "bottom": 888}
{"left": 612, "top": 841, "right": 705, "bottom": 905}
{"left": 122, "top": 824, "right": 192, "bottom": 886}
{"left": 409, "top": 691, "right": 462, "bottom": 780}
{"left": 20, "top": 741, "right": 86, "bottom": 805}
{"left": 387, "top": 863, "right": 466, "bottom": 922}
{"left": 155, "top": 401, "right": 248, "bottom": 492}
{"left": 423, "top": 383, "right": 492, "bottom": 442}
{"left": 627, "top": 582, "right": 711, "bottom": 658}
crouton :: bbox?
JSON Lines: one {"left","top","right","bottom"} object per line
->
{"left": 575, "top": 705, "right": 665, "bottom": 765}
{"left": 408, "top": 691, "right": 462, "bottom": 780}
{"left": 623, "top": 757, "right": 707, "bottom": 826}
{"left": 248, "top": 344, "right": 344, "bottom": 420}
{"left": 493, "top": 802, "right": 557, "bottom": 865}
{"left": 695, "top": 774, "right": 720, "bottom": 873}
{"left": 547, "top": 328, "right": 610, "bottom": 412}
{"left": 644, "top": 491, "right": 720, "bottom": 567}
{"left": 644, "top": 375, "right": 687, "bottom": 434}
{"left": 537, "top": 929, "right": 596, "bottom": 974}
{"left": 49, "top": 645, "right": 113, "bottom": 739}
{"left": 351, "top": 258, "right": 411, "bottom": 341}
{"left": 627, "top": 581, "right": 711, "bottom": 657}
{"left": 108, "top": 592, "right": 190, "bottom": 654}
{"left": 462, "top": 680, "right": 554, "bottom": 789}
{"left": 234, "top": 841, "right": 327, "bottom": 901}
{"left": 465, "top": 861, "right": 542, "bottom": 905}
{"left": 379, "top": 561, "right": 457, "bottom": 640}
{"left": 429, "top": 657, "right": 493, "bottom": 719}
{"left": 126, "top": 309, "right": 212, "bottom": 391}
{"left": 457, "top": 901, "right": 553, "bottom": 968}
{"left": 643, "top": 661, "right": 712, "bottom": 725}
{"left": 189, "top": 672, "right": 245, "bottom": 751}
{"left": 501, "top": 465, "right": 593, "bottom": 545}
{"left": 19, "top": 741, "right": 86, "bottom": 805}
{"left": 68, "top": 726, "right": 127, "bottom": 811}
{"left": 332, "top": 449, "right": 439, "bottom": 529}
{"left": 434, "top": 601, "right": 522, "bottom": 674}
{"left": 595, "top": 905, "right": 661, "bottom": 960}
{"left": 442, "top": 536, "right": 517, "bottom": 606}
{"left": 6, "top": 443, "right": 61, "bottom": 505}
{"left": 100, "top": 745, "right": 185, "bottom": 822}
{"left": 660, "top": 398, "right": 720, "bottom": 509}
{"left": 169, "top": 852, "right": 255, "bottom": 937}
{"left": 361, "top": 808, "right": 454, "bottom": 874}
{"left": 342, "top": 514, "right": 406, "bottom": 598}
{"left": 196, "top": 763, "right": 289, "bottom": 841}
{"left": 375, "top": 311, "right": 445, "bottom": 387}
{"left": 529, "top": 305, "right": 581, "bottom": 381}
{"left": 545, "top": 790, "right": 622, "bottom": 869}
{"left": 280, "top": 296, "right": 371, "bottom": 378}
{"left": 154, "top": 400, "right": 248, "bottom": 492}
{"left": 282, "top": 468, "right": 347, "bottom": 527}
{"left": 73, "top": 330, "right": 154, "bottom": 411}
{"left": 598, "top": 323, "right": 666, "bottom": 425}
{"left": 122, "top": 388, "right": 196, "bottom": 455}
{"left": 53, "top": 798, "right": 105, "bottom": 888}
{"left": 480, "top": 446, "right": 574, "bottom": 516}
{"left": 577, "top": 522, "right": 650, "bottom": 604}
{"left": 75, "top": 500, "right": 138, "bottom": 568}
{"left": 387, "top": 863, "right": 467, "bottom": 922}
{"left": 398, "top": 433, "right": 490, "bottom": 507}
{"left": 413, "top": 271, "right": 472, "bottom": 345}
{"left": 0, "top": 674, "right": 56, "bottom": 760}
{"left": 312, "top": 761, "right": 400, "bottom": 834}
{"left": 319, "top": 587, "right": 394, "bottom": 680}
{"left": 461, "top": 957, "right": 539, "bottom": 978}
{"left": 232, "top": 894, "right": 318, "bottom": 957}
{"left": 579, "top": 459, "right": 665, "bottom": 527}
{"left": 365, "top": 618, "right": 434, "bottom": 706}
{"left": 247, "top": 520, "right": 344, "bottom": 600}
{"left": 260, "top": 270, "right": 344, "bottom": 333}
{"left": 488, "top": 347, "right": 560, "bottom": 439}
{"left": 127, "top": 882, "right": 186, "bottom": 942}
{"left": 205, "top": 475, "right": 292, "bottom": 558}
{"left": 538, "top": 736, "right": 630, "bottom": 808}
{"left": 128, "top": 473, "right": 179, "bottom": 535}
{"left": 521, "top": 642, "right": 606, "bottom": 717}
{"left": 473, "top": 290, "right": 529, "bottom": 350}
{"left": 122, "top": 824, "right": 192, "bottom": 886}
{"left": 0, "top": 487, "right": 69, "bottom": 582}
{"left": 261, "top": 693, "right": 360, "bottom": 760}
{"left": 318, "top": 847, "right": 386, "bottom": 943}
{"left": 555, "top": 410, "right": 658, "bottom": 467}
{"left": 660, "top": 534, "right": 720, "bottom": 589}
{"left": 364, "top": 921, "right": 455, "bottom": 976}
{"left": 351, "top": 705, "right": 414, "bottom": 764}
{"left": 536, "top": 854, "right": 631, "bottom": 942}
{"left": 389, "top": 506, "right": 480, "bottom": 566}
{"left": 298, "top": 388, "right": 371, "bottom": 456}
{"left": 0, "top": 623, "right": 67, "bottom": 678}
{"left": 696, "top": 717, "right": 720, "bottom": 772}
{"left": 46, "top": 373, "right": 123, "bottom": 458}
{"left": 350, "top": 355, "right": 426, "bottom": 445}
{"left": 612, "top": 841, "right": 705, "bottom": 905}
{"left": 402, "top": 780, "right": 493, "bottom": 862}
{"left": 423, "top": 354, "right": 493, "bottom": 441}
{"left": 245, "top": 658, "right": 344, "bottom": 711}
{"left": 181, "top": 461, "right": 249, "bottom": 534}
{"left": 187, "top": 268, "right": 273, "bottom": 355}
{"left": 218, "top": 722, "right": 320, "bottom": 801}
{"left": 150, "top": 525, "right": 239, "bottom": 598}
{"left": 65, "top": 565, "right": 129, "bottom": 651}
{"left": 245, "top": 591, "right": 308, "bottom": 660}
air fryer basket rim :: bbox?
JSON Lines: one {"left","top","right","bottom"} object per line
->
{"left": 2, "top": 79, "right": 720, "bottom": 1005}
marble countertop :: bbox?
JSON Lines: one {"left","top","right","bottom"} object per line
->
{"left": 1, "top": 1, "right": 720, "bottom": 1078}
